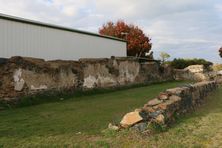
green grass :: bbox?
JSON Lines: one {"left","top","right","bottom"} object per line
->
{"left": 106, "top": 86, "right": 222, "bottom": 148}
{"left": 0, "top": 81, "right": 188, "bottom": 147}
{"left": 1, "top": 81, "right": 183, "bottom": 108}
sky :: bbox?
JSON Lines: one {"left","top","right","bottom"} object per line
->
{"left": 0, "top": 0, "right": 221, "bottom": 63}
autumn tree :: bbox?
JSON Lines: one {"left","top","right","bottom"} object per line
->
{"left": 99, "top": 21, "right": 152, "bottom": 58}
{"left": 219, "top": 47, "right": 222, "bottom": 58}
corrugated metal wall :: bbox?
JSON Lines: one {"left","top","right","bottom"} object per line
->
{"left": 0, "top": 18, "right": 126, "bottom": 60}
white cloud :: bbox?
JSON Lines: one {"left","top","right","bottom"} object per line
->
{"left": 215, "top": 4, "right": 222, "bottom": 11}
{"left": 0, "top": 0, "right": 221, "bottom": 63}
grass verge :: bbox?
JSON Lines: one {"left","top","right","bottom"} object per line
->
{"left": 1, "top": 80, "right": 186, "bottom": 109}
{"left": 0, "top": 81, "right": 188, "bottom": 147}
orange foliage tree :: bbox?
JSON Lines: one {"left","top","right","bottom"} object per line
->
{"left": 99, "top": 21, "right": 152, "bottom": 57}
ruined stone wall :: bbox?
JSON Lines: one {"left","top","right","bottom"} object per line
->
{"left": 119, "top": 81, "right": 218, "bottom": 130}
{"left": 0, "top": 56, "right": 173, "bottom": 104}
{"left": 0, "top": 57, "right": 82, "bottom": 104}
{"left": 81, "top": 58, "right": 141, "bottom": 88}
{"left": 174, "top": 65, "right": 211, "bottom": 82}
{"left": 81, "top": 58, "right": 173, "bottom": 89}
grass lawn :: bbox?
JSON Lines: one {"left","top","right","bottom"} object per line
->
{"left": 0, "top": 81, "right": 188, "bottom": 147}
{"left": 107, "top": 86, "right": 222, "bottom": 148}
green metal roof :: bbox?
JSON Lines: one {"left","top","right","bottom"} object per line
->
{"left": 0, "top": 13, "right": 126, "bottom": 43}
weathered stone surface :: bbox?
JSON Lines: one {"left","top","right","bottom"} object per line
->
{"left": 120, "top": 111, "right": 143, "bottom": 128}
{"left": 0, "top": 56, "right": 174, "bottom": 104}
{"left": 108, "top": 123, "right": 119, "bottom": 131}
{"left": 155, "top": 103, "right": 167, "bottom": 110}
{"left": 149, "top": 110, "right": 163, "bottom": 118}
{"left": 155, "top": 114, "right": 165, "bottom": 124}
{"left": 118, "top": 81, "right": 218, "bottom": 131}
{"left": 147, "top": 98, "right": 162, "bottom": 106}
{"left": 30, "top": 85, "right": 48, "bottom": 90}
{"left": 158, "top": 93, "right": 169, "bottom": 100}
{"left": 166, "top": 87, "right": 183, "bottom": 95}
{"left": 142, "top": 107, "right": 155, "bottom": 113}
{"left": 13, "top": 68, "right": 25, "bottom": 91}
{"left": 14, "top": 79, "right": 25, "bottom": 91}
{"left": 216, "top": 79, "right": 222, "bottom": 84}
{"left": 174, "top": 65, "right": 210, "bottom": 82}
{"left": 185, "top": 65, "right": 204, "bottom": 73}
{"left": 132, "top": 122, "right": 148, "bottom": 132}
{"left": 168, "top": 95, "right": 182, "bottom": 103}
{"left": 218, "top": 70, "right": 222, "bottom": 75}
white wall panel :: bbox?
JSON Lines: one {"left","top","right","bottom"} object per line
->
{"left": 0, "top": 18, "right": 126, "bottom": 60}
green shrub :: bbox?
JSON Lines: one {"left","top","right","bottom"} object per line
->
{"left": 212, "top": 64, "right": 222, "bottom": 71}
{"left": 148, "top": 122, "right": 168, "bottom": 133}
{"left": 169, "top": 58, "right": 212, "bottom": 69}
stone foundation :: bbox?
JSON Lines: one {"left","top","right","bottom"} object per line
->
{"left": 0, "top": 56, "right": 173, "bottom": 105}
{"left": 174, "top": 65, "right": 211, "bottom": 81}
{"left": 119, "top": 81, "right": 218, "bottom": 130}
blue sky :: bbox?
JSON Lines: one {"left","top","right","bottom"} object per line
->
{"left": 0, "top": 0, "right": 221, "bottom": 63}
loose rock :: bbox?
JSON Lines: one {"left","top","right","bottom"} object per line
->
{"left": 120, "top": 111, "right": 143, "bottom": 128}
{"left": 149, "top": 110, "right": 163, "bottom": 118}
{"left": 155, "top": 114, "right": 165, "bottom": 124}
{"left": 116, "top": 81, "right": 217, "bottom": 132}
{"left": 169, "top": 95, "right": 182, "bottom": 103}
{"left": 155, "top": 103, "right": 167, "bottom": 110}
{"left": 132, "top": 122, "right": 148, "bottom": 132}
{"left": 147, "top": 98, "right": 162, "bottom": 106}
{"left": 142, "top": 107, "right": 155, "bottom": 113}
{"left": 158, "top": 93, "right": 169, "bottom": 100}
{"left": 108, "top": 123, "right": 119, "bottom": 131}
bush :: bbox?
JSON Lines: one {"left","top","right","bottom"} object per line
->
{"left": 169, "top": 58, "right": 213, "bottom": 69}
{"left": 212, "top": 64, "right": 222, "bottom": 71}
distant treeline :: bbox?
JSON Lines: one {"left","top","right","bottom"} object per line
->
{"left": 166, "top": 58, "right": 213, "bottom": 69}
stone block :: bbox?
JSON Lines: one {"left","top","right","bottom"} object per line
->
{"left": 158, "top": 92, "right": 169, "bottom": 100}
{"left": 120, "top": 111, "right": 143, "bottom": 128}
{"left": 154, "top": 114, "right": 165, "bottom": 124}
{"left": 147, "top": 98, "right": 163, "bottom": 106}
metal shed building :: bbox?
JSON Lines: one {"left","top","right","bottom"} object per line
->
{"left": 0, "top": 13, "right": 126, "bottom": 60}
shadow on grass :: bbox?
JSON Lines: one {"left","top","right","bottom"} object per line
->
{"left": 1, "top": 80, "right": 186, "bottom": 109}
{"left": 0, "top": 81, "right": 189, "bottom": 139}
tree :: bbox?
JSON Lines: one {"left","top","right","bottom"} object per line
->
{"left": 99, "top": 21, "right": 152, "bottom": 57}
{"left": 219, "top": 47, "right": 222, "bottom": 58}
{"left": 160, "top": 52, "right": 170, "bottom": 63}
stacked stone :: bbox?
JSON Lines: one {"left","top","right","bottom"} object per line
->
{"left": 0, "top": 56, "right": 174, "bottom": 105}
{"left": 119, "top": 81, "right": 217, "bottom": 130}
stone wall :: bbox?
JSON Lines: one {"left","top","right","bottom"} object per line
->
{"left": 0, "top": 56, "right": 173, "bottom": 104}
{"left": 119, "top": 81, "right": 218, "bottom": 130}
{"left": 174, "top": 65, "right": 211, "bottom": 82}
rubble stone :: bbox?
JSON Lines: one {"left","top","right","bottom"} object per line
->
{"left": 168, "top": 95, "right": 182, "bottom": 103}
{"left": 108, "top": 123, "right": 119, "bottom": 131}
{"left": 147, "top": 98, "right": 162, "bottom": 106}
{"left": 132, "top": 122, "right": 148, "bottom": 132}
{"left": 0, "top": 56, "right": 174, "bottom": 105}
{"left": 174, "top": 65, "right": 210, "bottom": 82}
{"left": 119, "top": 81, "right": 218, "bottom": 131}
{"left": 142, "top": 107, "right": 155, "bottom": 113}
{"left": 120, "top": 111, "right": 143, "bottom": 128}
{"left": 158, "top": 93, "right": 169, "bottom": 100}
{"left": 149, "top": 110, "right": 163, "bottom": 118}
{"left": 155, "top": 114, "right": 165, "bottom": 124}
